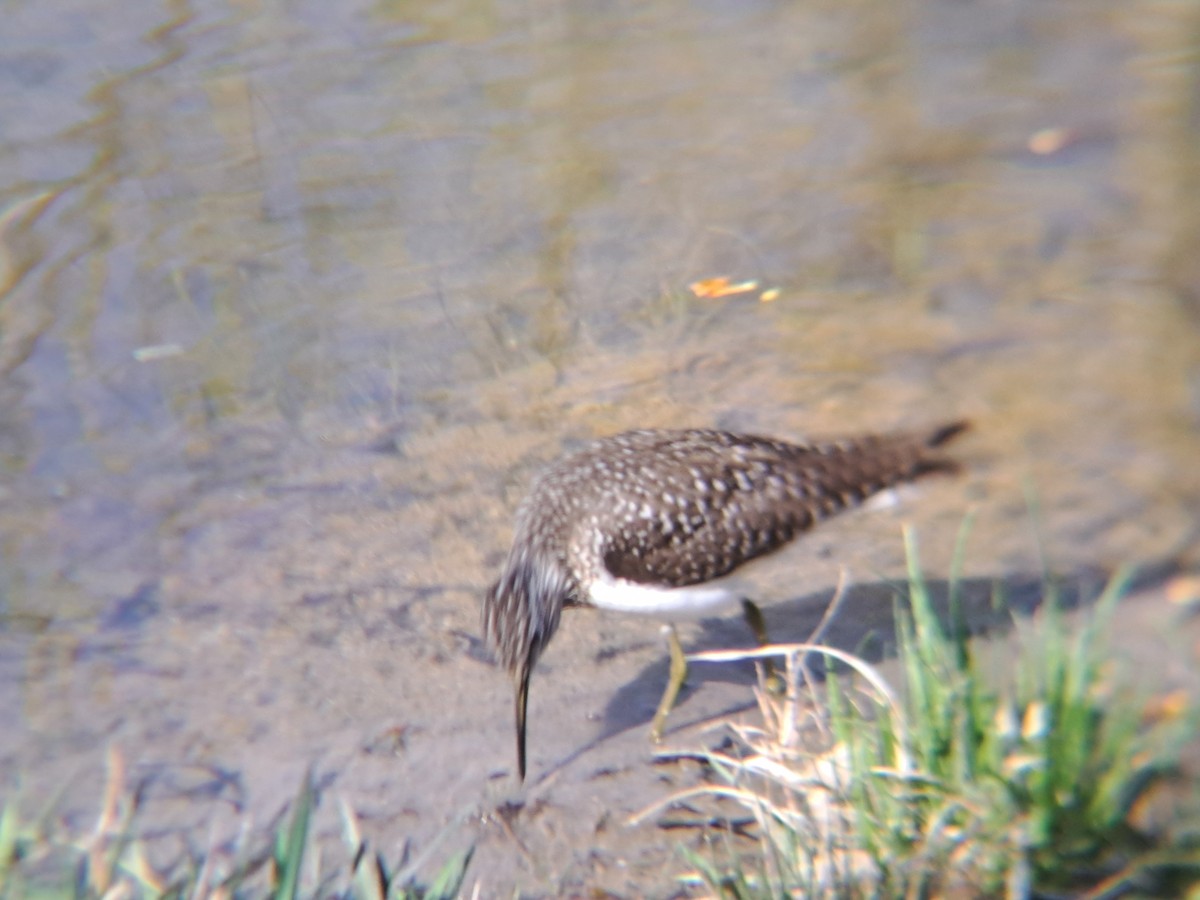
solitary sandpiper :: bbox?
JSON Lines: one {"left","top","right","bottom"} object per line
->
{"left": 483, "top": 420, "right": 968, "bottom": 780}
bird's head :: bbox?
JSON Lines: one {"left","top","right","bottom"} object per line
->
{"left": 483, "top": 546, "right": 572, "bottom": 780}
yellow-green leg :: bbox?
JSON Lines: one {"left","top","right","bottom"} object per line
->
{"left": 650, "top": 603, "right": 781, "bottom": 743}
{"left": 650, "top": 624, "right": 688, "bottom": 743}
{"left": 741, "top": 599, "right": 784, "bottom": 695}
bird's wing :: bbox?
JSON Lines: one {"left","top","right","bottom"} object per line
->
{"left": 595, "top": 425, "right": 962, "bottom": 588}
{"left": 596, "top": 432, "right": 822, "bottom": 587}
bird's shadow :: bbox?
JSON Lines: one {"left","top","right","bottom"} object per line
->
{"left": 596, "top": 557, "right": 1177, "bottom": 743}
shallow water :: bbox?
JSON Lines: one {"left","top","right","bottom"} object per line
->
{"left": 2, "top": 0, "right": 1199, "bottom": 894}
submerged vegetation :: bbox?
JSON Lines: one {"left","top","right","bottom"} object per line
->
{"left": 640, "top": 525, "right": 1200, "bottom": 897}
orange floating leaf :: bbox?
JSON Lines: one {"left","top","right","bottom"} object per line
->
{"left": 689, "top": 276, "right": 759, "bottom": 299}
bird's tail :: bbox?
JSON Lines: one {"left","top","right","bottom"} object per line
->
{"left": 912, "top": 419, "right": 970, "bottom": 477}
{"left": 925, "top": 419, "right": 970, "bottom": 449}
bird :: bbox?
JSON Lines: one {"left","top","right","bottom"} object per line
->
{"left": 482, "top": 420, "right": 969, "bottom": 781}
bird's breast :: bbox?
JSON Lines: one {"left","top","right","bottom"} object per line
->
{"left": 583, "top": 569, "right": 742, "bottom": 620}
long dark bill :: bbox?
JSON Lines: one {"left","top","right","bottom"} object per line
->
{"left": 514, "top": 664, "right": 531, "bottom": 782}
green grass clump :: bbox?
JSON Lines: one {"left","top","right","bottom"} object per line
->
{"left": 648, "top": 525, "right": 1200, "bottom": 898}
{"left": 0, "top": 757, "right": 473, "bottom": 899}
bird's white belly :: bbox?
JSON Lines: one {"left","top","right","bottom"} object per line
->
{"left": 585, "top": 571, "right": 743, "bottom": 620}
